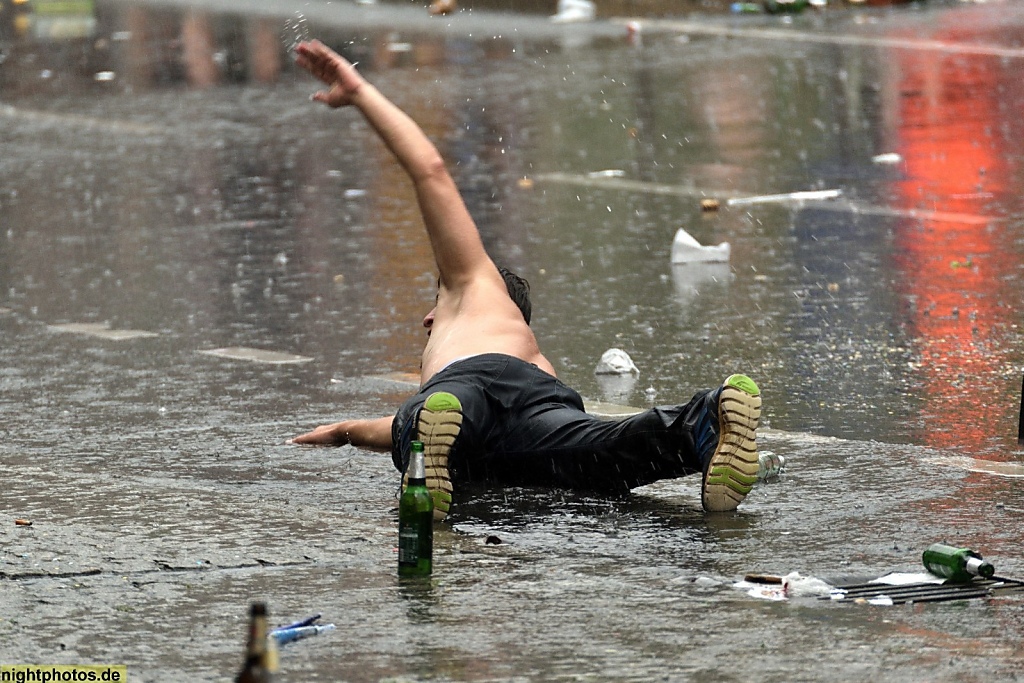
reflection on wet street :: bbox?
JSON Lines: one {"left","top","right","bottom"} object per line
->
{"left": 2, "top": 0, "right": 1023, "bottom": 681}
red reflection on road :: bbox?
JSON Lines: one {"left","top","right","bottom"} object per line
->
{"left": 886, "top": 16, "right": 1017, "bottom": 453}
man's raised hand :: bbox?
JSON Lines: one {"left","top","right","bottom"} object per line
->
{"left": 294, "top": 39, "right": 364, "bottom": 108}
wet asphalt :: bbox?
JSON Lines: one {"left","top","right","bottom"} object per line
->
{"left": 2, "top": 0, "right": 1024, "bottom": 681}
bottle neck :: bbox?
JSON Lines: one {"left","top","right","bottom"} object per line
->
{"left": 408, "top": 448, "right": 426, "bottom": 481}
{"left": 248, "top": 615, "right": 268, "bottom": 656}
{"left": 964, "top": 556, "right": 993, "bottom": 578}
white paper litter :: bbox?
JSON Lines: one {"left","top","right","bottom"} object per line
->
{"left": 869, "top": 572, "right": 945, "bottom": 586}
{"left": 734, "top": 572, "right": 835, "bottom": 601}
{"left": 48, "top": 323, "right": 159, "bottom": 340}
{"left": 726, "top": 189, "right": 842, "bottom": 206}
{"left": 594, "top": 348, "right": 639, "bottom": 375}
{"left": 782, "top": 572, "right": 834, "bottom": 598}
{"left": 670, "top": 228, "right": 730, "bottom": 264}
{"left": 733, "top": 580, "right": 787, "bottom": 602}
{"left": 199, "top": 347, "right": 313, "bottom": 364}
{"left": 871, "top": 152, "right": 903, "bottom": 165}
{"left": 551, "top": 0, "right": 595, "bottom": 22}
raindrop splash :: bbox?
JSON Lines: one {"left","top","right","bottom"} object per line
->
{"left": 281, "top": 12, "right": 310, "bottom": 55}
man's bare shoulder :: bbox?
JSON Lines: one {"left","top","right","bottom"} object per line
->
{"left": 423, "top": 303, "right": 553, "bottom": 380}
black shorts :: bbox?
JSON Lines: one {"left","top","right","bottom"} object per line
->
{"left": 391, "top": 353, "right": 711, "bottom": 491}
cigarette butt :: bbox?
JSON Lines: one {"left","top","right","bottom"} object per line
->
{"left": 744, "top": 573, "right": 782, "bottom": 584}
{"left": 700, "top": 198, "right": 720, "bottom": 212}
{"left": 15, "top": 519, "right": 33, "bottom": 527}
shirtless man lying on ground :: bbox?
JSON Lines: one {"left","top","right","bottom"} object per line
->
{"left": 290, "top": 39, "right": 762, "bottom": 521}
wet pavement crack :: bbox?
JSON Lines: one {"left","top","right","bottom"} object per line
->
{"left": 0, "top": 560, "right": 313, "bottom": 581}
{"left": 0, "top": 568, "right": 103, "bottom": 581}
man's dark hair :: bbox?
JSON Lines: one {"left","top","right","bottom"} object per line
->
{"left": 498, "top": 266, "right": 532, "bottom": 325}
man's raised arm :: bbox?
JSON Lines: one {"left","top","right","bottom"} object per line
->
{"left": 295, "top": 40, "right": 492, "bottom": 290}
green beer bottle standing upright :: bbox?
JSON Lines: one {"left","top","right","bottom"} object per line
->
{"left": 922, "top": 543, "right": 995, "bottom": 582}
{"left": 398, "top": 440, "right": 434, "bottom": 576}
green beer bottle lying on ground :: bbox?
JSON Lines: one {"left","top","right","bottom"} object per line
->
{"left": 922, "top": 543, "right": 995, "bottom": 582}
{"left": 398, "top": 441, "right": 434, "bottom": 576}
{"left": 763, "top": 0, "right": 809, "bottom": 13}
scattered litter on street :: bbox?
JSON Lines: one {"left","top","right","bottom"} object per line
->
{"left": 726, "top": 189, "right": 842, "bottom": 206}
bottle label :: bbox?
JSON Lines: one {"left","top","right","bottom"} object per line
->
{"left": 398, "top": 525, "right": 420, "bottom": 565}
{"left": 924, "top": 561, "right": 955, "bottom": 578}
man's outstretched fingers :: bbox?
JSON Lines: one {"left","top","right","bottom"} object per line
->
{"left": 291, "top": 423, "right": 346, "bottom": 446}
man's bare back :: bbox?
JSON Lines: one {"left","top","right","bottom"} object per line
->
{"left": 420, "top": 276, "right": 555, "bottom": 383}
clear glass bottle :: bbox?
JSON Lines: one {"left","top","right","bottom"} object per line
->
{"left": 398, "top": 441, "right": 434, "bottom": 576}
{"left": 757, "top": 452, "right": 786, "bottom": 480}
{"left": 922, "top": 543, "right": 995, "bottom": 582}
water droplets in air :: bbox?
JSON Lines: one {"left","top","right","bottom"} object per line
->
{"left": 281, "top": 12, "right": 310, "bottom": 55}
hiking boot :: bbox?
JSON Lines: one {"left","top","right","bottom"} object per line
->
{"left": 414, "top": 391, "right": 462, "bottom": 521}
{"left": 700, "top": 374, "right": 761, "bottom": 512}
